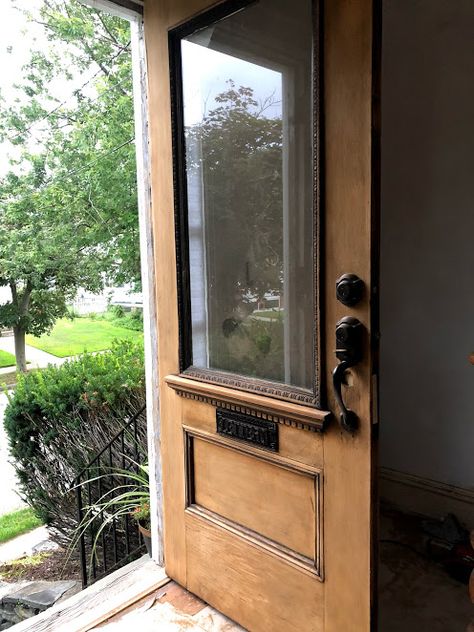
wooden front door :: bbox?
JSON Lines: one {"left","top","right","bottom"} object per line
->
{"left": 146, "top": 0, "right": 379, "bottom": 630}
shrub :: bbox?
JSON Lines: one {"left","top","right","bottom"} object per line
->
{"left": 130, "top": 309, "right": 142, "bottom": 322}
{"left": 116, "top": 310, "right": 143, "bottom": 332}
{"left": 104, "top": 306, "right": 143, "bottom": 331}
{"left": 4, "top": 340, "right": 146, "bottom": 549}
{"left": 108, "top": 304, "right": 125, "bottom": 319}
{"left": 66, "top": 305, "right": 80, "bottom": 320}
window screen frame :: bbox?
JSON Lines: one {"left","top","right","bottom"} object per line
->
{"left": 168, "top": 0, "right": 323, "bottom": 408}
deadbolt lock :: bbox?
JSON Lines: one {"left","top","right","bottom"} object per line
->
{"left": 336, "top": 273, "right": 365, "bottom": 307}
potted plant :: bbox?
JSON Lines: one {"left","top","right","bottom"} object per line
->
{"left": 132, "top": 498, "right": 152, "bottom": 555}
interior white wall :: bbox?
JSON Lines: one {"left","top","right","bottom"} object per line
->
{"left": 380, "top": 0, "right": 474, "bottom": 489}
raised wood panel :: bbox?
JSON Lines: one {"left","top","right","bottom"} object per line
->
{"left": 186, "top": 512, "right": 324, "bottom": 632}
{"left": 191, "top": 436, "right": 319, "bottom": 560}
{"left": 181, "top": 396, "right": 324, "bottom": 467}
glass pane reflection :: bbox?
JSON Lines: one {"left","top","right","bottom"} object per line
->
{"left": 181, "top": 0, "right": 314, "bottom": 389}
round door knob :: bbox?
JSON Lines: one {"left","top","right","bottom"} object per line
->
{"left": 336, "top": 274, "right": 365, "bottom": 307}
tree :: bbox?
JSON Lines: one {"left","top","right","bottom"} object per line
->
{"left": 0, "top": 1, "right": 139, "bottom": 369}
{"left": 187, "top": 81, "right": 283, "bottom": 308}
{"left": 186, "top": 81, "right": 285, "bottom": 379}
{"left": 0, "top": 157, "right": 104, "bottom": 371}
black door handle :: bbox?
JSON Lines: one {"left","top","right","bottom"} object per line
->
{"left": 332, "top": 316, "right": 364, "bottom": 433}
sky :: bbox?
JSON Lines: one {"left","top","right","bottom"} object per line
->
{"left": 0, "top": 0, "right": 97, "bottom": 177}
{"left": 0, "top": 1, "right": 43, "bottom": 80}
{"left": 182, "top": 40, "right": 282, "bottom": 127}
{"left": 0, "top": 0, "right": 44, "bottom": 174}
{"left": 0, "top": 1, "right": 283, "bottom": 177}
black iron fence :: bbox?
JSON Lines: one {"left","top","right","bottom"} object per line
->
{"left": 73, "top": 404, "right": 148, "bottom": 587}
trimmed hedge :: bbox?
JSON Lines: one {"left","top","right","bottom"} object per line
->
{"left": 4, "top": 340, "right": 146, "bottom": 548}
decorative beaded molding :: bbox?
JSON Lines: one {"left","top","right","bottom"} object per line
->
{"left": 182, "top": 367, "right": 318, "bottom": 407}
{"left": 166, "top": 375, "right": 331, "bottom": 433}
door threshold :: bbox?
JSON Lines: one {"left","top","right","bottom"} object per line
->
{"left": 10, "top": 555, "right": 243, "bottom": 631}
{"left": 95, "top": 579, "right": 245, "bottom": 631}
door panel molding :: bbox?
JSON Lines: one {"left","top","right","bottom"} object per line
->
{"left": 183, "top": 428, "right": 322, "bottom": 577}
{"left": 186, "top": 506, "right": 322, "bottom": 579}
{"left": 166, "top": 374, "right": 331, "bottom": 432}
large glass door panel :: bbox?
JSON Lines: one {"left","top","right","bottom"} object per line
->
{"left": 176, "top": 0, "right": 316, "bottom": 396}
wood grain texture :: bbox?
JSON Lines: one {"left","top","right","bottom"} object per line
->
{"left": 322, "top": 1, "right": 378, "bottom": 630}
{"left": 181, "top": 395, "right": 324, "bottom": 467}
{"left": 191, "top": 436, "right": 318, "bottom": 560}
{"left": 144, "top": 0, "right": 379, "bottom": 629}
{"left": 166, "top": 374, "right": 331, "bottom": 431}
{"left": 144, "top": 0, "right": 239, "bottom": 588}
{"left": 143, "top": 0, "right": 206, "bottom": 586}
{"left": 12, "top": 557, "right": 168, "bottom": 632}
{"left": 186, "top": 512, "right": 324, "bottom": 632}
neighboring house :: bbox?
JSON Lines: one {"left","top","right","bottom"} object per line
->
{"left": 72, "top": 286, "right": 143, "bottom": 315}
{"left": 0, "top": 285, "right": 143, "bottom": 318}
{"left": 0, "top": 286, "right": 12, "bottom": 306}
{"left": 13, "top": 0, "right": 474, "bottom": 630}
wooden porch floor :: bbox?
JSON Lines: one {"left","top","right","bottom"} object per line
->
{"left": 12, "top": 556, "right": 243, "bottom": 632}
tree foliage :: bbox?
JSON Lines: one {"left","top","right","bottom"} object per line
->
{"left": 4, "top": 340, "right": 146, "bottom": 549}
{"left": 187, "top": 81, "right": 283, "bottom": 310}
{"left": 0, "top": 1, "right": 139, "bottom": 369}
{"left": 186, "top": 81, "right": 285, "bottom": 379}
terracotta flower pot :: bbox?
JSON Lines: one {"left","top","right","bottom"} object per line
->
{"left": 138, "top": 522, "right": 152, "bottom": 556}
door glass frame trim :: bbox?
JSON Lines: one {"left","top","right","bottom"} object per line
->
{"left": 168, "top": 0, "right": 323, "bottom": 409}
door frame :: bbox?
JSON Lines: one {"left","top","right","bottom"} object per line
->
{"left": 79, "top": 0, "right": 164, "bottom": 565}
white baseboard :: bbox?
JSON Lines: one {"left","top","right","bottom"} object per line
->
{"left": 379, "top": 467, "right": 474, "bottom": 529}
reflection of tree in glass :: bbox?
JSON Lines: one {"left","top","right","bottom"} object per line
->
{"left": 186, "top": 80, "right": 285, "bottom": 381}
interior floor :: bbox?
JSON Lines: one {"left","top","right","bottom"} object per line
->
{"left": 379, "top": 505, "right": 473, "bottom": 632}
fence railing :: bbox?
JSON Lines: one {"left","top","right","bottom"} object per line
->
{"left": 73, "top": 404, "right": 148, "bottom": 587}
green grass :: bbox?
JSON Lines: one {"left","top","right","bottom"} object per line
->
{"left": 0, "top": 371, "right": 18, "bottom": 389}
{"left": 26, "top": 317, "right": 143, "bottom": 357}
{"left": 0, "top": 508, "right": 42, "bottom": 544}
{"left": 252, "top": 309, "right": 283, "bottom": 320}
{"left": 0, "top": 349, "right": 16, "bottom": 368}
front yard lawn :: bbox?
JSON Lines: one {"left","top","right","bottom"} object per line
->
{"left": 26, "top": 317, "right": 143, "bottom": 357}
{"left": 252, "top": 309, "right": 283, "bottom": 320}
{"left": 0, "top": 350, "right": 16, "bottom": 368}
{"left": 0, "top": 508, "right": 42, "bottom": 545}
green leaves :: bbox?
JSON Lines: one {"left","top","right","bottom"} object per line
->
{"left": 0, "top": 0, "right": 140, "bottom": 350}
{"left": 3, "top": 340, "right": 146, "bottom": 543}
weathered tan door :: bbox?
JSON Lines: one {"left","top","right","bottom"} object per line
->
{"left": 146, "top": 0, "right": 379, "bottom": 630}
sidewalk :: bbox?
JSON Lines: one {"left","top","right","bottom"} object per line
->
{"left": 0, "top": 527, "right": 54, "bottom": 565}
{"left": 0, "top": 392, "right": 25, "bottom": 515}
{"left": 0, "top": 336, "right": 66, "bottom": 375}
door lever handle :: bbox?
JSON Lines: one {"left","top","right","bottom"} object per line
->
{"left": 332, "top": 317, "right": 364, "bottom": 433}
